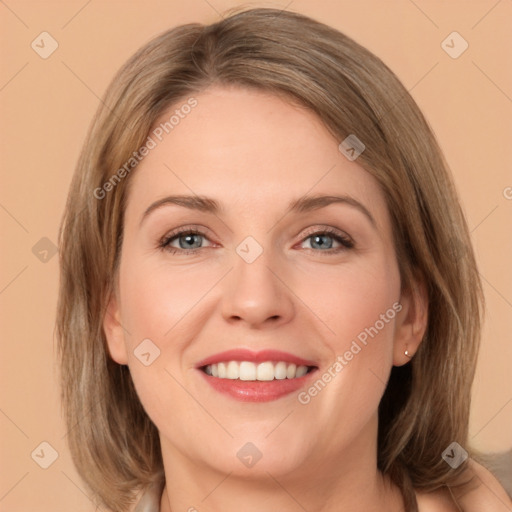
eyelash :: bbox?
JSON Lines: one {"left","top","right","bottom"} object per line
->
{"left": 158, "top": 226, "right": 354, "bottom": 256}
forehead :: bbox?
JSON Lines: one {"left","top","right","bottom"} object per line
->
{"left": 125, "top": 85, "right": 388, "bottom": 225}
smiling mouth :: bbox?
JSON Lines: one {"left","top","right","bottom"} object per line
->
{"left": 201, "top": 361, "right": 316, "bottom": 381}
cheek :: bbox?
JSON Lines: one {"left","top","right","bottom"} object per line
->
{"left": 115, "top": 265, "right": 187, "bottom": 431}
{"left": 115, "top": 255, "right": 220, "bottom": 421}
{"left": 117, "top": 240, "right": 401, "bottom": 435}
{"left": 302, "top": 258, "right": 401, "bottom": 406}
{"left": 295, "top": 257, "right": 401, "bottom": 426}
{"left": 119, "top": 257, "right": 216, "bottom": 345}
{"left": 301, "top": 255, "right": 400, "bottom": 354}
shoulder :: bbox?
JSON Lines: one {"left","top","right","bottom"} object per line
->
{"left": 447, "top": 458, "right": 512, "bottom": 510}
{"left": 416, "top": 488, "right": 459, "bottom": 512}
{"left": 416, "top": 459, "right": 512, "bottom": 512}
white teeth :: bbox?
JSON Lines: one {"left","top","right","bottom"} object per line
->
{"left": 239, "top": 361, "right": 256, "bottom": 381}
{"left": 286, "top": 363, "right": 297, "bottom": 379}
{"left": 203, "top": 361, "right": 311, "bottom": 381}
{"left": 226, "top": 361, "right": 239, "bottom": 379}
{"left": 296, "top": 365, "right": 308, "bottom": 377}
{"left": 257, "top": 362, "right": 275, "bottom": 381}
{"left": 274, "top": 361, "right": 287, "bottom": 380}
{"left": 217, "top": 362, "right": 227, "bottom": 378}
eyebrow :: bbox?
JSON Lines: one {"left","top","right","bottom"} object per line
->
{"left": 139, "top": 193, "right": 376, "bottom": 228}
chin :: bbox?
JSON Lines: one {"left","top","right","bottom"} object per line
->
{"left": 212, "top": 446, "right": 310, "bottom": 480}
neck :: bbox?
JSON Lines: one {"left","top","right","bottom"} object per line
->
{"left": 158, "top": 416, "right": 404, "bottom": 512}
{"left": 160, "top": 422, "right": 404, "bottom": 512}
{"left": 160, "top": 469, "right": 402, "bottom": 512}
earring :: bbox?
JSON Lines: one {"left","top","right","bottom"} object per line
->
{"left": 405, "top": 349, "right": 412, "bottom": 358}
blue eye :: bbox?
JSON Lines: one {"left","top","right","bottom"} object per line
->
{"left": 158, "top": 227, "right": 354, "bottom": 255}
{"left": 159, "top": 230, "right": 210, "bottom": 253}
{"left": 300, "top": 228, "right": 354, "bottom": 253}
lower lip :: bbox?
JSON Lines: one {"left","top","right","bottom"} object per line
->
{"left": 198, "top": 369, "right": 317, "bottom": 402}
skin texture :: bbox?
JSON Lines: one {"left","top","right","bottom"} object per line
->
{"left": 445, "top": 459, "right": 512, "bottom": 511}
{"left": 415, "top": 459, "right": 512, "bottom": 511}
{"left": 103, "top": 85, "right": 500, "bottom": 512}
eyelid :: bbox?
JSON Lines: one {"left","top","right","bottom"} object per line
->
{"left": 295, "top": 226, "right": 354, "bottom": 253}
{"left": 158, "top": 225, "right": 214, "bottom": 248}
{"left": 298, "top": 225, "right": 353, "bottom": 244}
{"left": 158, "top": 224, "right": 355, "bottom": 257}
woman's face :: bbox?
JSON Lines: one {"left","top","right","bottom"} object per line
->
{"left": 104, "top": 85, "right": 419, "bottom": 482}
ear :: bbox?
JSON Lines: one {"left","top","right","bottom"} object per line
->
{"left": 393, "top": 274, "right": 428, "bottom": 366}
{"left": 103, "top": 289, "right": 129, "bottom": 365}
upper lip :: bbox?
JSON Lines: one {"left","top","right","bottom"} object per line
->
{"left": 196, "top": 349, "right": 318, "bottom": 369}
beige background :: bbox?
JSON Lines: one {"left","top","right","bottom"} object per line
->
{"left": 1, "top": 0, "right": 511, "bottom": 510}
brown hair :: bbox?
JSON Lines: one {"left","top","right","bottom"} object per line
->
{"left": 56, "top": 7, "right": 483, "bottom": 511}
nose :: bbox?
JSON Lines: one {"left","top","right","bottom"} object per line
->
{"left": 220, "top": 247, "right": 295, "bottom": 329}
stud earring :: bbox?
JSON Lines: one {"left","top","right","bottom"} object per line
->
{"left": 405, "top": 349, "right": 412, "bottom": 358}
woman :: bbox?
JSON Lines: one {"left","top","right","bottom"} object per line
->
{"left": 56, "top": 7, "right": 512, "bottom": 512}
